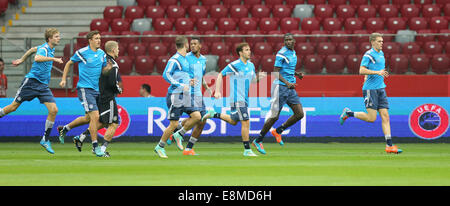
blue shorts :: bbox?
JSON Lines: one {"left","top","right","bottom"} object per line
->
{"left": 77, "top": 88, "right": 99, "bottom": 112}
{"left": 14, "top": 78, "right": 55, "bottom": 104}
{"left": 363, "top": 88, "right": 389, "bottom": 110}
{"left": 166, "top": 93, "right": 204, "bottom": 121}
{"left": 267, "top": 84, "right": 301, "bottom": 118}
{"left": 230, "top": 101, "right": 249, "bottom": 122}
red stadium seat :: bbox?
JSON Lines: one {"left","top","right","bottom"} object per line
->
{"left": 375, "top": 30, "right": 395, "bottom": 42}
{"left": 155, "top": 55, "right": 170, "bottom": 74}
{"left": 223, "top": 0, "right": 242, "bottom": 6}
{"left": 336, "top": 5, "right": 355, "bottom": 19}
{"left": 136, "top": 0, "right": 156, "bottom": 9}
{"left": 101, "top": 31, "right": 118, "bottom": 45}
{"left": 202, "top": 0, "right": 220, "bottom": 7}
{"left": 217, "top": 18, "right": 237, "bottom": 32}
{"left": 90, "top": 19, "right": 109, "bottom": 32}
{"left": 410, "top": 54, "right": 430, "bottom": 74}
{"left": 358, "top": 42, "right": 372, "bottom": 53}
{"left": 175, "top": 18, "right": 194, "bottom": 33}
{"left": 280, "top": 17, "right": 300, "bottom": 33}
{"left": 323, "top": 18, "right": 343, "bottom": 32}
{"left": 250, "top": 54, "right": 261, "bottom": 70}
{"left": 295, "top": 42, "right": 315, "bottom": 56}
{"left": 401, "top": 42, "right": 421, "bottom": 55}
{"left": 118, "top": 42, "right": 128, "bottom": 56}
{"left": 142, "top": 31, "right": 161, "bottom": 44}
{"left": 199, "top": 42, "right": 210, "bottom": 54}
{"left": 330, "top": 30, "right": 351, "bottom": 43}
{"left": 392, "top": 0, "right": 411, "bottom": 5}
{"left": 379, "top": 4, "right": 398, "bottom": 19}
{"left": 414, "top": 0, "right": 433, "bottom": 5}
{"left": 210, "top": 42, "right": 230, "bottom": 56}
{"left": 349, "top": 0, "right": 368, "bottom": 6}
{"left": 111, "top": 18, "right": 131, "bottom": 33}
{"left": 438, "top": 29, "right": 450, "bottom": 42}
{"left": 353, "top": 30, "right": 370, "bottom": 43}
{"left": 325, "top": 55, "right": 345, "bottom": 74}
{"left": 230, "top": 5, "right": 249, "bottom": 21}
{"left": 127, "top": 42, "right": 147, "bottom": 57}
{"left": 148, "top": 42, "right": 168, "bottom": 57}
{"left": 159, "top": 0, "right": 178, "bottom": 9}
{"left": 386, "top": 17, "right": 406, "bottom": 32}
{"left": 245, "top": 30, "right": 265, "bottom": 45}
{"left": 290, "top": 30, "right": 308, "bottom": 42}
{"left": 357, "top": 5, "right": 376, "bottom": 21}
{"left": 75, "top": 32, "right": 89, "bottom": 47}
{"left": 203, "top": 30, "right": 222, "bottom": 43}
{"left": 344, "top": 18, "right": 363, "bottom": 31}
{"left": 328, "top": 0, "right": 347, "bottom": 8}
{"left": 161, "top": 31, "right": 179, "bottom": 47}
{"left": 301, "top": 18, "right": 320, "bottom": 32}
{"left": 365, "top": 18, "right": 385, "bottom": 32}
{"left": 244, "top": 0, "right": 262, "bottom": 8}
{"left": 306, "top": 0, "right": 326, "bottom": 5}
{"left": 266, "top": 30, "right": 284, "bottom": 45}
{"left": 309, "top": 30, "right": 329, "bottom": 43}
{"left": 238, "top": 18, "right": 258, "bottom": 33}
{"left": 431, "top": 54, "right": 450, "bottom": 74}
{"left": 317, "top": 42, "right": 337, "bottom": 56}
{"left": 337, "top": 42, "right": 357, "bottom": 55}
{"left": 253, "top": 42, "right": 273, "bottom": 56}
{"left": 272, "top": 5, "right": 292, "bottom": 19}
{"left": 124, "top": 6, "right": 144, "bottom": 22}
{"left": 259, "top": 17, "right": 278, "bottom": 33}
{"left": 409, "top": 17, "right": 428, "bottom": 31}
{"left": 260, "top": 55, "right": 276, "bottom": 73}
{"left": 224, "top": 30, "right": 244, "bottom": 44}
{"left": 423, "top": 41, "right": 443, "bottom": 55}
{"left": 303, "top": 54, "right": 324, "bottom": 74}
{"left": 218, "top": 55, "right": 236, "bottom": 70}
{"left": 135, "top": 56, "right": 155, "bottom": 75}
{"left": 184, "top": 30, "right": 201, "bottom": 36}
{"left": 429, "top": 17, "right": 449, "bottom": 31}
{"left": 146, "top": 6, "right": 165, "bottom": 19}
{"left": 116, "top": 56, "right": 134, "bottom": 75}
{"left": 153, "top": 18, "right": 173, "bottom": 32}
{"left": 445, "top": 4, "right": 450, "bottom": 17}
{"left": 370, "top": 0, "right": 389, "bottom": 8}
{"left": 314, "top": 4, "right": 334, "bottom": 20}
{"left": 196, "top": 18, "right": 216, "bottom": 32}
{"left": 436, "top": 0, "right": 449, "bottom": 5}
{"left": 265, "top": 0, "right": 283, "bottom": 8}
{"left": 167, "top": 5, "right": 186, "bottom": 19}
{"left": 250, "top": 5, "right": 271, "bottom": 19}
{"left": 389, "top": 54, "right": 409, "bottom": 74}
{"left": 103, "top": 6, "right": 123, "bottom": 22}
{"left": 209, "top": 5, "right": 228, "bottom": 20}
{"left": 401, "top": 4, "right": 420, "bottom": 18}
{"left": 422, "top": 4, "right": 441, "bottom": 18}
{"left": 188, "top": 6, "right": 208, "bottom": 19}
{"left": 346, "top": 54, "right": 362, "bottom": 74}
{"left": 286, "top": 0, "right": 306, "bottom": 8}
{"left": 119, "top": 31, "right": 140, "bottom": 44}
{"left": 382, "top": 42, "right": 400, "bottom": 56}
{"left": 180, "top": 0, "right": 199, "bottom": 8}
{"left": 273, "top": 43, "right": 285, "bottom": 52}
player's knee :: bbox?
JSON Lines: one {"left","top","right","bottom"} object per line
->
{"left": 191, "top": 112, "right": 201, "bottom": 122}
{"left": 367, "top": 116, "right": 377, "bottom": 123}
{"left": 50, "top": 106, "right": 58, "bottom": 116}
{"left": 294, "top": 112, "right": 304, "bottom": 120}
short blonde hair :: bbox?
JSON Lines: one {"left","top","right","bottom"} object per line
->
{"left": 105, "top": 41, "right": 118, "bottom": 53}
{"left": 45, "top": 28, "right": 59, "bottom": 42}
{"left": 369, "top": 32, "right": 383, "bottom": 43}
{"left": 175, "top": 35, "right": 188, "bottom": 49}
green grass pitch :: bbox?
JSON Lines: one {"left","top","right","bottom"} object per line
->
{"left": 0, "top": 142, "right": 449, "bottom": 186}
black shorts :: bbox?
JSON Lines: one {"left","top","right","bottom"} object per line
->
{"left": 99, "top": 99, "right": 119, "bottom": 124}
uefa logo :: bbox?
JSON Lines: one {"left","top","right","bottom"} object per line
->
{"left": 98, "top": 104, "right": 131, "bottom": 139}
{"left": 409, "top": 104, "right": 449, "bottom": 140}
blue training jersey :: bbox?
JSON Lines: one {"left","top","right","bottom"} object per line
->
{"left": 163, "top": 52, "right": 191, "bottom": 94}
{"left": 186, "top": 52, "right": 207, "bottom": 97}
{"left": 273, "top": 46, "right": 298, "bottom": 86}
{"left": 360, "top": 48, "right": 387, "bottom": 90}
{"left": 221, "top": 58, "right": 256, "bottom": 105}
{"left": 71, "top": 46, "right": 107, "bottom": 92}
{"left": 25, "top": 42, "right": 55, "bottom": 84}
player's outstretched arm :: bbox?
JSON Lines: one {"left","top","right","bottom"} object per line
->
{"left": 359, "top": 66, "right": 388, "bottom": 77}
{"left": 12, "top": 47, "right": 37, "bottom": 66}
{"left": 214, "top": 73, "right": 223, "bottom": 99}
{"left": 59, "top": 60, "right": 74, "bottom": 88}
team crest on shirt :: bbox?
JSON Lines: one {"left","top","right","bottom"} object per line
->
{"left": 98, "top": 104, "right": 130, "bottom": 139}
{"left": 409, "top": 104, "right": 449, "bottom": 140}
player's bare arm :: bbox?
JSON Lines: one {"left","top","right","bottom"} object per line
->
{"left": 59, "top": 60, "right": 74, "bottom": 88}
{"left": 359, "top": 66, "right": 388, "bottom": 77}
{"left": 274, "top": 66, "right": 296, "bottom": 89}
{"left": 214, "top": 73, "right": 223, "bottom": 99}
{"left": 34, "top": 55, "right": 63, "bottom": 63}
{"left": 12, "top": 47, "right": 37, "bottom": 66}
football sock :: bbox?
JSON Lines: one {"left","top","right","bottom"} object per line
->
{"left": 101, "top": 140, "right": 110, "bottom": 153}
{"left": 79, "top": 129, "right": 90, "bottom": 142}
{"left": 63, "top": 125, "right": 71, "bottom": 132}
{"left": 243, "top": 141, "right": 250, "bottom": 150}
{"left": 158, "top": 140, "right": 166, "bottom": 148}
{"left": 0, "top": 108, "right": 5, "bottom": 117}
{"left": 186, "top": 137, "right": 198, "bottom": 150}
{"left": 276, "top": 124, "right": 287, "bottom": 134}
{"left": 92, "top": 141, "right": 98, "bottom": 149}
{"left": 43, "top": 120, "right": 54, "bottom": 141}
{"left": 178, "top": 127, "right": 187, "bottom": 136}
{"left": 255, "top": 133, "right": 265, "bottom": 143}
{"left": 385, "top": 134, "right": 393, "bottom": 147}
{"left": 346, "top": 111, "right": 355, "bottom": 117}
{"left": 213, "top": 113, "right": 221, "bottom": 119}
